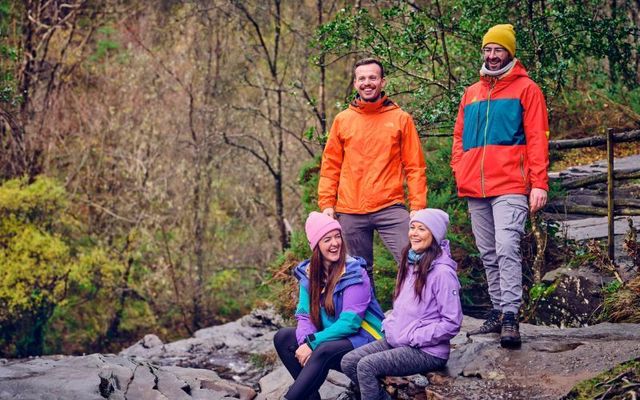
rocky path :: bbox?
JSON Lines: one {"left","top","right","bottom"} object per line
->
{"left": 433, "top": 317, "right": 640, "bottom": 400}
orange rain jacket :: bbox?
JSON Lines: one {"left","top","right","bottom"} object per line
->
{"left": 318, "top": 95, "right": 427, "bottom": 214}
{"left": 451, "top": 60, "right": 549, "bottom": 198}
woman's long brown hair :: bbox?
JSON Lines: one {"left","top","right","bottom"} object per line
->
{"left": 394, "top": 241, "right": 442, "bottom": 302}
{"left": 308, "top": 241, "right": 347, "bottom": 330}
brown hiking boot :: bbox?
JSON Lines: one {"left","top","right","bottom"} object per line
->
{"left": 500, "top": 311, "right": 521, "bottom": 348}
{"left": 467, "top": 309, "right": 502, "bottom": 336}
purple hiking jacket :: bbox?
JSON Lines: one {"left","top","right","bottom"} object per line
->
{"left": 383, "top": 240, "right": 463, "bottom": 360}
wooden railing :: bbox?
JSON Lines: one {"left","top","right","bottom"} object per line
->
{"left": 550, "top": 128, "right": 640, "bottom": 260}
{"left": 423, "top": 128, "right": 640, "bottom": 261}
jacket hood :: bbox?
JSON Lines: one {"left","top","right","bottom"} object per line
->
{"left": 434, "top": 240, "right": 457, "bottom": 272}
{"left": 348, "top": 93, "right": 399, "bottom": 114}
{"left": 480, "top": 59, "right": 529, "bottom": 85}
{"left": 294, "top": 255, "right": 368, "bottom": 290}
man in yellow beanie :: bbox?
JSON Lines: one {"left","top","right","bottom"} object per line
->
{"left": 450, "top": 24, "right": 550, "bottom": 348}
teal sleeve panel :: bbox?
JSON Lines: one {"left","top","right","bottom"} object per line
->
{"left": 295, "top": 286, "right": 310, "bottom": 314}
{"left": 308, "top": 311, "right": 362, "bottom": 349}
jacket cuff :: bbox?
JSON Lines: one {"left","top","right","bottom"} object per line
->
{"left": 305, "top": 334, "right": 317, "bottom": 350}
{"left": 318, "top": 202, "right": 336, "bottom": 210}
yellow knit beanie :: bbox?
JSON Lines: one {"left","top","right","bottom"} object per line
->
{"left": 482, "top": 24, "right": 516, "bottom": 56}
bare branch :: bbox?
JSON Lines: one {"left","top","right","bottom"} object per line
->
{"left": 222, "top": 131, "right": 277, "bottom": 178}
{"left": 232, "top": 1, "right": 277, "bottom": 77}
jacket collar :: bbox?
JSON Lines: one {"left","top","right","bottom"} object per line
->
{"left": 294, "top": 256, "right": 367, "bottom": 291}
{"left": 349, "top": 94, "right": 398, "bottom": 114}
{"left": 480, "top": 59, "right": 529, "bottom": 88}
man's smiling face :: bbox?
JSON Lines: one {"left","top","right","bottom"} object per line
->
{"left": 353, "top": 63, "right": 386, "bottom": 102}
{"left": 483, "top": 44, "right": 512, "bottom": 71}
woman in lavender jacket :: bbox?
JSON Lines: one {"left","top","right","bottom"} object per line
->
{"left": 341, "top": 208, "right": 463, "bottom": 400}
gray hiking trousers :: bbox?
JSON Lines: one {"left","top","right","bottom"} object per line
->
{"left": 337, "top": 204, "right": 410, "bottom": 283}
{"left": 341, "top": 339, "right": 447, "bottom": 400}
{"left": 467, "top": 194, "right": 528, "bottom": 314}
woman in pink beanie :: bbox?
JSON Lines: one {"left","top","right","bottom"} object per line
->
{"left": 274, "top": 211, "right": 385, "bottom": 400}
{"left": 341, "top": 208, "right": 463, "bottom": 400}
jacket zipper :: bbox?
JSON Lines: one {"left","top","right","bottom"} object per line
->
{"left": 481, "top": 79, "right": 495, "bottom": 198}
{"left": 519, "top": 154, "right": 526, "bottom": 185}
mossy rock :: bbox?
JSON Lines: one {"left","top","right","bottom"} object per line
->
{"left": 562, "top": 357, "right": 640, "bottom": 399}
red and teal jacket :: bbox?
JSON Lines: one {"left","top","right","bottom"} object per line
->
{"left": 451, "top": 60, "right": 549, "bottom": 198}
{"left": 294, "top": 256, "right": 384, "bottom": 350}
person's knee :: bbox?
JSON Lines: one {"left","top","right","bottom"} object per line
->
{"left": 311, "top": 342, "right": 336, "bottom": 360}
{"left": 495, "top": 234, "right": 522, "bottom": 259}
{"left": 341, "top": 351, "right": 357, "bottom": 372}
{"left": 356, "top": 355, "right": 377, "bottom": 376}
{"left": 340, "top": 354, "right": 358, "bottom": 376}
{"left": 479, "top": 250, "right": 498, "bottom": 265}
{"left": 274, "top": 328, "right": 293, "bottom": 350}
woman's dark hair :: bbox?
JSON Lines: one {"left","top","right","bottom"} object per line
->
{"left": 394, "top": 240, "right": 442, "bottom": 302}
{"left": 308, "top": 238, "right": 347, "bottom": 330}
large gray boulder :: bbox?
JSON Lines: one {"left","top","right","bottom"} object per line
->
{"left": 527, "top": 266, "right": 610, "bottom": 327}
{"left": 255, "top": 367, "right": 350, "bottom": 400}
{"left": 0, "top": 353, "right": 255, "bottom": 400}
{"left": 120, "top": 308, "right": 284, "bottom": 388}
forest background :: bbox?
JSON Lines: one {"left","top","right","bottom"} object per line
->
{"left": 0, "top": 0, "right": 639, "bottom": 358}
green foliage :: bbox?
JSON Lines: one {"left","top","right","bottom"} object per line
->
{"left": 0, "top": 0, "right": 19, "bottom": 104}
{"left": 547, "top": 180, "right": 566, "bottom": 202}
{"left": 529, "top": 282, "right": 557, "bottom": 302}
{"left": 298, "top": 156, "right": 321, "bottom": 215}
{"left": 89, "top": 25, "right": 121, "bottom": 62}
{"left": 563, "top": 358, "right": 640, "bottom": 399}
{"left": 0, "top": 177, "right": 127, "bottom": 356}
{"left": 566, "top": 245, "right": 597, "bottom": 269}
{"left": 0, "top": 178, "right": 69, "bottom": 329}
{"left": 603, "top": 280, "right": 623, "bottom": 296}
{"left": 599, "top": 277, "right": 640, "bottom": 323}
{"left": 288, "top": 230, "right": 313, "bottom": 261}
{"left": 270, "top": 230, "right": 312, "bottom": 273}
{"left": 372, "top": 234, "right": 397, "bottom": 311}
{"left": 315, "top": 5, "right": 467, "bottom": 126}
{"left": 260, "top": 230, "right": 311, "bottom": 320}
{"left": 604, "top": 82, "right": 640, "bottom": 115}
{"left": 45, "top": 249, "right": 154, "bottom": 355}
{"left": 249, "top": 351, "right": 278, "bottom": 370}
{"left": 206, "top": 269, "right": 258, "bottom": 321}
{"left": 457, "top": 0, "right": 638, "bottom": 92}
{"left": 425, "top": 138, "right": 474, "bottom": 253}
{"left": 316, "top": 1, "right": 639, "bottom": 129}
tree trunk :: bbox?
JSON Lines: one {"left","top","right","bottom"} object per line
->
{"left": 317, "top": 0, "right": 327, "bottom": 135}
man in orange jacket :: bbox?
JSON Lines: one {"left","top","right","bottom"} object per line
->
{"left": 318, "top": 58, "right": 427, "bottom": 285}
{"left": 451, "top": 24, "right": 549, "bottom": 348}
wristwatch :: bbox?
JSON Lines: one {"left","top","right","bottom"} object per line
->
{"left": 305, "top": 334, "right": 316, "bottom": 347}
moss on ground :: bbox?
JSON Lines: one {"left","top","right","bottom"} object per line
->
{"left": 562, "top": 358, "right": 640, "bottom": 399}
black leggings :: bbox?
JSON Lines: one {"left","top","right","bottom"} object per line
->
{"left": 273, "top": 327, "right": 354, "bottom": 400}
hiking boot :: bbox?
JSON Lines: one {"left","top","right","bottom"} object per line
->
{"left": 500, "top": 311, "right": 521, "bottom": 348}
{"left": 467, "top": 309, "right": 502, "bottom": 336}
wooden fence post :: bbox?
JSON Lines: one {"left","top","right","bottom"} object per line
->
{"left": 607, "top": 128, "right": 615, "bottom": 262}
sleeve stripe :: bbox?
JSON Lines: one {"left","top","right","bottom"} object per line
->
{"left": 361, "top": 320, "right": 383, "bottom": 340}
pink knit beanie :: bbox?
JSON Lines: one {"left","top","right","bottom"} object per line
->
{"left": 305, "top": 211, "right": 342, "bottom": 250}
{"left": 410, "top": 208, "right": 450, "bottom": 244}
